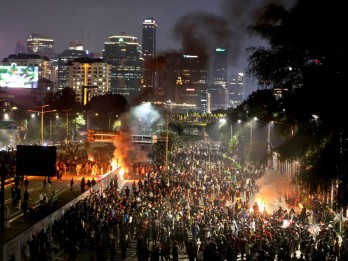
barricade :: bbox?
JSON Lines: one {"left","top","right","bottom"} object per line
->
{"left": 2, "top": 167, "right": 122, "bottom": 261}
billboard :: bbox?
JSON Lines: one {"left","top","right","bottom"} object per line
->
{"left": 16, "top": 145, "right": 56, "bottom": 176}
{"left": 0, "top": 64, "right": 39, "bottom": 88}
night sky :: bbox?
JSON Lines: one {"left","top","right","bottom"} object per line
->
{"left": 0, "top": 0, "right": 294, "bottom": 94}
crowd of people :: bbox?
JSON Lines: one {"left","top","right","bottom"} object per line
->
{"left": 14, "top": 140, "right": 348, "bottom": 260}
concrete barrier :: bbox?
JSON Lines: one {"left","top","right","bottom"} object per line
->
{"left": 3, "top": 167, "right": 122, "bottom": 261}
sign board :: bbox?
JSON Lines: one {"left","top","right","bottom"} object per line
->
{"left": 0, "top": 121, "right": 17, "bottom": 129}
{"left": 16, "top": 145, "right": 56, "bottom": 176}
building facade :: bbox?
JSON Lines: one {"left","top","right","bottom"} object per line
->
{"left": 228, "top": 72, "right": 244, "bottom": 108}
{"left": 212, "top": 48, "right": 228, "bottom": 87}
{"left": 103, "top": 33, "right": 143, "bottom": 104}
{"left": 175, "top": 54, "right": 208, "bottom": 112}
{"left": 27, "top": 33, "right": 55, "bottom": 59}
{"left": 208, "top": 84, "right": 228, "bottom": 112}
{"left": 66, "top": 57, "right": 110, "bottom": 105}
{"left": 142, "top": 18, "right": 157, "bottom": 90}
{"left": 58, "top": 48, "right": 86, "bottom": 91}
{"left": 2, "top": 53, "right": 52, "bottom": 83}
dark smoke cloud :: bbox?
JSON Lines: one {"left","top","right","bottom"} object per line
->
{"left": 172, "top": 0, "right": 295, "bottom": 74}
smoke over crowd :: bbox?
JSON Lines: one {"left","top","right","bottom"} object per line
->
{"left": 171, "top": 0, "right": 295, "bottom": 75}
{"left": 112, "top": 103, "right": 163, "bottom": 174}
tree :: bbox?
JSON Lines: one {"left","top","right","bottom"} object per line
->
{"left": 43, "top": 87, "right": 81, "bottom": 112}
{"left": 246, "top": 0, "right": 348, "bottom": 206}
{"left": 85, "top": 92, "right": 129, "bottom": 130}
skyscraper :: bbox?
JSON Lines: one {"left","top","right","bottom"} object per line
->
{"left": 174, "top": 54, "right": 208, "bottom": 111}
{"left": 27, "top": 33, "right": 55, "bottom": 59}
{"left": 66, "top": 57, "right": 110, "bottom": 104}
{"left": 142, "top": 18, "right": 157, "bottom": 89}
{"left": 57, "top": 47, "right": 86, "bottom": 90}
{"left": 212, "top": 48, "right": 227, "bottom": 87}
{"left": 15, "top": 41, "right": 26, "bottom": 54}
{"left": 103, "top": 32, "right": 143, "bottom": 104}
{"left": 206, "top": 48, "right": 228, "bottom": 112}
{"left": 228, "top": 72, "right": 244, "bottom": 108}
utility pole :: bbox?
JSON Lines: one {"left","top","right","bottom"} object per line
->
{"left": 61, "top": 109, "right": 72, "bottom": 140}
{"left": 28, "top": 104, "right": 56, "bottom": 145}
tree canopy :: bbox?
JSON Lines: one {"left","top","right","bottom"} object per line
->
{"left": 244, "top": 0, "right": 348, "bottom": 206}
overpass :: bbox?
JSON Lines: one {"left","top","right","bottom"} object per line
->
{"left": 87, "top": 130, "right": 152, "bottom": 144}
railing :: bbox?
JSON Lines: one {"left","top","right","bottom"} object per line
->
{"left": 87, "top": 130, "right": 152, "bottom": 144}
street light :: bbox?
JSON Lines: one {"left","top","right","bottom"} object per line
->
{"left": 60, "top": 109, "right": 72, "bottom": 140}
{"left": 28, "top": 104, "right": 56, "bottom": 145}
{"left": 250, "top": 117, "right": 258, "bottom": 152}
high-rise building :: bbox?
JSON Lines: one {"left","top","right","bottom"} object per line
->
{"left": 103, "top": 32, "right": 144, "bottom": 104}
{"left": 66, "top": 57, "right": 110, "bottom": 104}
{"left": 175, "top": 54, "right": 208, "bottom": 112}
{"left": 27, "top": 33, "right": 55, "bottom": 59}
{"left": 57, "top": 43, "right": 86, "bottom": 90}
{"left": 142, "top": 18, "right": 157, "bottom": 89}
{"left": 228, "top": 72, "right": 244, "bottom": 108}
{"left": 212, "top": 48, "right": 228, "bottom": 87}
{"left": 208, "top": 84, "right": 228, "bottom": 112}
{"left": 15, "top": 41, "right": 26, "bottom": 54}
{"left": 208, "top": 48, "right": 228, "bottom": 111}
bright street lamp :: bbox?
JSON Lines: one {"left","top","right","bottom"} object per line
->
{"left": 28, "top": 104, "right": 56, "bottom": 145}
{"left": 250, "top": 117, "right": 258, "bottom": 152}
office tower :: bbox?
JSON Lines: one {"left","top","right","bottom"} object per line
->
{"left": 142, "top": 17, "right": 157, "bottom": 89}
{"left": 212, "top": 48, "right": 228, "bottom": 87}
{"left": 69, "top": 40, "right": 84, "bottom": 50}
{"left": 206, "top": 48, "right": 228, "bottom": 111}
{"left": 27, "top": 33, "right": 55, "bottom": 59}
{"left": 208, "top": 84, "right": 228, "bottom": 112}
{"left": 174, "top": 54, "right": 208, "bottom": 112}
{"left": 58, "top": 43, "right": 86, "bottom": 90}
{"left": 103, "top": 32, "right": 143, "bottom": 104}
{"left": 229, "top": 72, "right": 244, "bottom": 108}
{"left": 15, "top": 41, "right": 26, "bottom": 54}
{"left": 66, "top": 57, "right": 110, "bottom": 104}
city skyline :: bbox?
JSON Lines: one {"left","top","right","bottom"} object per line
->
{"left": 0, "top": 0, "right": 295, "bottom": 76}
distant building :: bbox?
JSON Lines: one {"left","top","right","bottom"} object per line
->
{"left": 1, "top": 53, "right": 54, "bottom": 108}
{"left": 2, "top": 53, "right": 52, "bottom": 82}
{"left": 208, "top": 84, "right": 228, "bottom": 112}
{"left": 175, "top": 54, "right": 208, "bottom": 112}
{"left": 27, "top": 33, "right": 55, "bottom": 59}
{"left": 57, "top": 46, "right": 86, "bottom": 90}
{"left": 228, "top": 72, "right": 244, "bottom": 108}
{"left": 15, "top": 41, "right": 26, "bottom": 55}
{"left": 69, "top": 40, "right": 84, "bottom": 51}
{"left": 212, "top": 48, "right": 228, "bottom": 87}
{"left": 66, "top": 57, "right": 110, "bottom": 104}
{"left": 142, "top": 18, "right": 157, "bottom": 90}
{"left": 103, "top": 32, "right": 143, "bottom": 104}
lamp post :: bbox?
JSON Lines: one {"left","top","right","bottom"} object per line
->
{"left": 28, "top": 105, "right": 56, "bottom": 145}
{"left": 250, "top": 117, "right": 258, "bottom": 154}
{"left": 60, "top": 109, "right": 72, "bottom": 140}
{"left": 267, "top": 121, "right": 274, "bottom": 169}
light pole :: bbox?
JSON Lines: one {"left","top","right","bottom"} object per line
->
{"left": 28, "top": 104, "right": 56, "bottom": 145}
{"left": 60, "top": 109, "right": 72, "bottom": 140}
{"left": 267, "top": 121, "right": 274, "bottom": 169}
{"left": 250, "top": 117, "right": 258, "bottom": 154}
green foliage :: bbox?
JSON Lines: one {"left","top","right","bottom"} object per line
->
{"left": 246, "top": 0, "right": 348, "bottom": 206}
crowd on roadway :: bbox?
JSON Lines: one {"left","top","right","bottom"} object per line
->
{"left": 17, "top": 140, "right": 348, "bottom": 260}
